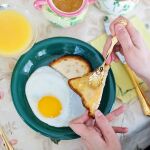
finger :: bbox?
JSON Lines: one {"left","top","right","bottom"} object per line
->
{"left": 70, "top": 111, "right": 89, "bottom": 124}
{"left": 113, "top": 126, "right": 128, "bottom": 133}
{"left": 102, "top": 36, "right": 113, "bottom": 64}
{"left": 95, "top": 110, "right": 117, "bottom": 143}
{"left": 126, "top": 22, "right": 145, "bottom": 49}
{"left": 106, "top": 105, "right": 126, "bottom": 122}
{"left": 110, "top": 16, "right": 128, "bottom": 36}
{"left": 95, "top": 123, "right": 128, "bottom": 134}
{"left": 94, "top": 125, "right": 102, "bottom": 135}
{"left": 85, "top": 127, "right": 106, "bottom": 146}
{"left": 110, "top": 17, "right": 143, "bottom": 49}
{"left": 114, "top": 23, "right": 135, "bottom": 54}
{"left": 69, "top": 112, "right": 90, "bottom": 138}
{"left": 69, "top": 123, "right": 89, "bottom": 138}
{"left": 85, "top": 118, "right": 95, "bottom": 127}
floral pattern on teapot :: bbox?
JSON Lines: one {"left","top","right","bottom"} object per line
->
{"left": 98, "top": 0, "right": 139, "bottom": 16}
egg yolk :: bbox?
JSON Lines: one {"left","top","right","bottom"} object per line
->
{"left": 38, "top": 96, "right": 62, "bottom": 118}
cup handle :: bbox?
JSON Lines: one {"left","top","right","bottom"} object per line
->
{"left": 87, "top": 0, "right": 96, "bottom": 4}
{"left": 34, "top": 0, "right": 47, "bottom": 10}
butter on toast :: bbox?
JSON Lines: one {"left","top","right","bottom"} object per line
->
{"left": 68, "top": 65, "right": 110, "bottom": 117}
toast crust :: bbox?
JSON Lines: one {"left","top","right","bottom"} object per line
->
{"left": 50, "top": 55, "right": 92, "bottom": 79}
{"left": 68, "top": 74, "right": 94, "bottom": 117}
{"left": 50, "top": 55, "right": 91, "bottom": 68}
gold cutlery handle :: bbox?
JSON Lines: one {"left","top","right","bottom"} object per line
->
{"left": 0, "top": 134, "right": 10, "bottom": 150}
{"left": 105, "top": 36, "right": 118, "bottom": 60}
{"left": 98, "top": 36, "right": 118, "bottom": 71}
{"left": 124, "top": 64, "right": 150, "bottom": 116}
{"left": 0, "top": 127, "right": 14, "bottom": 150}
{"left": 2, "top": 132, "right": 14, "bottom": 150}
{"left": 89, "top": 36, "right": 118, "bottom": 88}
{"left": 131, "top": 71, "right": 150, "bottom": 107}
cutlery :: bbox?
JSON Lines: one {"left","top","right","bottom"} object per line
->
{"left": 89, "top": 36, "right": 118, "bottom": 87}
{"left": 116, "top": 52, "right": 150, "bottom": 116}
{"left": 0, "top": 127, "right": 14, "bottom": 150}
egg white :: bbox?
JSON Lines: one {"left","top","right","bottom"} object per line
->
{"left": 25, "top": 66, "right": 85, "bottom": 127}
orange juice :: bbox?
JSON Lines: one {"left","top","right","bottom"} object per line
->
{"left": 0, "top": 10, "right": 33, "bottom": 56}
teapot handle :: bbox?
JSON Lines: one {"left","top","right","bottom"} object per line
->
{"left": 87, "top": 0, "right": 96, "bottom": 4}
{"left": 34, "top": 0, "right": 47, "bottom": 10}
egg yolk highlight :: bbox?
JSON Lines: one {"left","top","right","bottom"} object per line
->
{"left": 38, "top": 96, "right": 62, "bottom": 118}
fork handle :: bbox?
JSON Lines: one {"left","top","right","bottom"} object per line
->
{"left": 105, "top": 36, "right": 118, "bottom": 60}
{"left": 124, "top": 64, "right": 150, "bottom": 116}
{"left": 97, "top": 36, "right": 118, "bottom": 72}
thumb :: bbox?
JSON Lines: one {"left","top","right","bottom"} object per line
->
{"left": 69, "top": 123, "right": 89, "bottom": 138}
{"left": 115, "top": 23, "right": 134, "bottom": 54}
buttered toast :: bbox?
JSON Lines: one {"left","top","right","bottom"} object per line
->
{"left": 68, "top": 65, "right": 110, "bottom": 117}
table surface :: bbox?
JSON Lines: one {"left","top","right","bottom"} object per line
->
{"left": 0, "top": 0, "right": 150, "bottom": 150}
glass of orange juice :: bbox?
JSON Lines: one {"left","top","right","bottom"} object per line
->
{"left": 0, "top": 3, "right": 37, "bottom": 57}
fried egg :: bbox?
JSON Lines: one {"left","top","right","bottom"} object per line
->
{"left": 25, "top": 66, "right": 85, "bottom": 127}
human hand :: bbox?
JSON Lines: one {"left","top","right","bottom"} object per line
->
{"left": 104, "top": 17, "right": 150, "bottom": 84}
{"left": 69, "top": 106, "right": 127, "bottom": 150}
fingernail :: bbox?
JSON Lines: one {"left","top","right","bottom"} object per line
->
{"left": 115, "top": 24, "right": 125, "bottom": 32}
{"left": 95, "top": 110, "right": 102, "bottom": 117}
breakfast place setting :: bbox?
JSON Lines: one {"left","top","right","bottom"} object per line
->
{"left": 0, "top": 0, "right": 150, "bottom": 150}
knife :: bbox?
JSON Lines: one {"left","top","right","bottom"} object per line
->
{"left": 116, "top": 52, "right": 150, "bottom": 116}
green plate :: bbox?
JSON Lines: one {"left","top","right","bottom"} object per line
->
{"left": 11, "top": 37, "right": 116, "bottom": 140}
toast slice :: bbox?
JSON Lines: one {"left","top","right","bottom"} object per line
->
{"left": 50, "top": 55, "right": 91, "bottom": 79}
{"left": 68, "top": 65, "right": 110, "bottom": 117}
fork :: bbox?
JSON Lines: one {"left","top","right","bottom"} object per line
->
{"left": 89, "top": 36, "right": 118, "bottom": 87}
